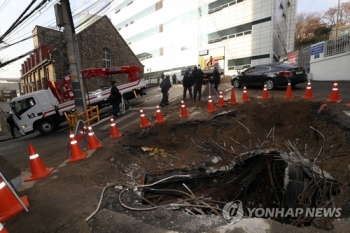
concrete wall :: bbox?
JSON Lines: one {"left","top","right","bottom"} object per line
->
{"left": 310, "top": 52, "right": 350, "bottom": 81}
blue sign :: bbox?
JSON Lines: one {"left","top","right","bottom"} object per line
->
{"left": 311, "top": 43, "right": 324, "bottom": 55}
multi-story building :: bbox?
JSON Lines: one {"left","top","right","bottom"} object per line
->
{"left": 111, "top": 0, "right": 297, "bottom": 78}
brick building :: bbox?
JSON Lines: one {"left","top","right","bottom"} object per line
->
{"left": 20, "top": 16, "right": 143, "bottom": 94}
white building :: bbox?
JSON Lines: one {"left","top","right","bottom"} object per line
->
{"left": 111, "top": 0, "right": 296, "bottom": 78}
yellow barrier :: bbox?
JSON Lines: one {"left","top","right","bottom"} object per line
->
{"left": 64, "top": 105, "right": 100, "bottom": 130}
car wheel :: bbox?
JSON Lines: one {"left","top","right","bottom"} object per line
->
{"left": 264, "top": 79, "right": 275, "bottom": 90}
{"left": 37, "top": 120, "right": 55, "bottom": 134}
{"left": 233, "top": 79, "right": 241, "bottom": 88}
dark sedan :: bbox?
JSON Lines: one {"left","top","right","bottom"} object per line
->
{"left": 231, "top": 63, "right": 307, "bottom": 90}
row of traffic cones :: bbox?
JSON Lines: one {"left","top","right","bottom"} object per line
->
{"left": 0, "top": 121, "right": 119, "bottom": 223}
{"left": 226, "top": 81, "right": 342, "bottom": 102}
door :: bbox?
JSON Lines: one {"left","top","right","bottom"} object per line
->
{"left": 250, "top": 66, "right": 270, "bottom": 86}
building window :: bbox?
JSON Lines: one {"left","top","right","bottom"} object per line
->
{"left": 341, "top": 29, "right": 349, "bottom": 36}
{"left": 102, "top": 48, "right": 111, "bottom": 67}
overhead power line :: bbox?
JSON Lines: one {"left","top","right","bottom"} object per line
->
{"left": 0, "top": 0, "right": 50, "bottom": 43}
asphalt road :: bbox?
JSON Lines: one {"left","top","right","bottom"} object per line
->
{"left": 0, "top": 80, "right": 349, "bottom": 157}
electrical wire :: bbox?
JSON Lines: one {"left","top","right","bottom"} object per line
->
{"left": 0, "top": 0, "right": 11, "bottom": 13}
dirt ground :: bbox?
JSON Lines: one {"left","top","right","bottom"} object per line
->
{"left": 3, "top": 96, "right": 350, "bottom": 233}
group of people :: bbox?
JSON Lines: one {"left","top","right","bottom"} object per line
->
{"left": 182, "top": 65, "right": 221, "bottom": 101}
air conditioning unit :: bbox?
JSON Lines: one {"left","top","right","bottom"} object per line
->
{"left": 208, "top": 39, "right": 215, "bottom": 44}
{"left": 214, "top": 38, "right": 222, "bottom": 42}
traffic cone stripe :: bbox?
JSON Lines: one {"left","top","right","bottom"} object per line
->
{"left": 111, "top": 123, "right": 116, "bottom": 126}
{"left": 71, "top": 140, "right": 77, "bottom": 144}
{"left": 70, "top": 134, "right": 74, "bottom": 138}
{"left": 141, "top": 114, "right": 145, "bottom": 117}
{"left": 88, "top": 132, "right": 94, "bottom": 136}
{"left": 29, "top": 154, "right": 39, "bottom": 159}
{"left": 0, "top": 181, "right": 5, "bottom": 189}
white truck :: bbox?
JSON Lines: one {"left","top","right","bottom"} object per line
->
{"left": 9, "top": 66, "right": 147, "bottom": 135}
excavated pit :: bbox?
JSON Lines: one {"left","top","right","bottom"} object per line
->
{"left": 97, "top": 100, "right": 350, "bottom": 232}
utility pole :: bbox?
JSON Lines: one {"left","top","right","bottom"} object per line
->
{"left": 336, "top": 0, "right": 341, "bottom": 38}
{"left": 55, "top": 0, "right": 86, "bottom": 113}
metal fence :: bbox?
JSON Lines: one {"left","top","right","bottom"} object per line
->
{"left": 298, "top": 46, "right": 311, "bottom": 69}
{"left": 325, "top": 34, "right": 350, "bottom": 57}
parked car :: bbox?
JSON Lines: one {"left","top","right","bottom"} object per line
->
{"left": 231, "top": 63, "right": 307, "bottom": 90}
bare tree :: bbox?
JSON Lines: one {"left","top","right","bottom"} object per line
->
{"left": 295, "top": 12, "right": 323, "bottom": 45}
{"left": 323, "top": 1, "right": 350, "bottom": 26}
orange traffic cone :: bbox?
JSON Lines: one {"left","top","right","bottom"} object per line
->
{"left": 110, "top": 117, "right": 122, "bottom": 138}
{"left": 0, "top": 223, "right": 8, "bottom": 233}
{"left": 140, "top": 108, "right": 151, "bottom": 128}
{"left": 155, "top": 106, "right": 166, "bottom": 123}
{"left": 327, "top": 81, "right": 342, "bottom": 102}
{"left": 86, "top": 124, "right": 102, "bottom": 150}
{"left": 24, "top": 143, "right": 54, "bottom": 182}
{"left": 242, "top": 86, "right": 250, "bottom": 102}
{"left": 67, "top": 131, "right": 88, "bottom": 163}
{"left": 261, "top": 85, "right": 270, "bottom": 99}
{"left": 229, "top": 87, "right": 237, "bottom": 104}
{"left": 284, "top": 82, "right": 294, "bottom": 99}
{"left": 179, "top": 100, "right": 190, "bottom": 118}
{"left": 206, "top": 96, "right": 216, "bottom": 113}
{"left": 217, "top": 91, "right": 226, "bottom": 107}
{"left": 302, "top": 80, "right": 315, "bottom": 99}
{"left": 0, "top": 176, "right": 30, "bottom": 223}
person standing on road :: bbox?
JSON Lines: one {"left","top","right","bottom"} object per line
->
{"left": 193, "top": 65, "right": 204, "bottom": 101}
{"left": 213, "top": 66, "right": 220, "bottom": 92}
{"left": 159, "top": 75, "right": 172, "bottom": 107}
{"left": 110, "top": 81, "right": 122, "bottom": 118}
{"left": 6, "top": 112, "right": 20, "bottom": 138}
{"left": 172, "top": 73, "right": 177, "bottom": 85}
{"left": 182, "top": 69, "right": 193, "bottom": 100}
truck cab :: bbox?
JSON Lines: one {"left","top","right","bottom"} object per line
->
{"left": 10, "top": 90, "right": 63, "bottom": 135}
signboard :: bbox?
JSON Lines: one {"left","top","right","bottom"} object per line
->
{"left": 311, "top": 43, "right": 324, "bottom": 55}
{"left": 287, "top": 53, "right": 296, "bottom": 65}
{"left": 199, "top": 50, "right": 208, "bottom": 56}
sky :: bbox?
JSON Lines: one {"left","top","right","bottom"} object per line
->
{"left": 0, "top": 0, "right": 340, "bottom": 80}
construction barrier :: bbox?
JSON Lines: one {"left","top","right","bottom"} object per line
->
{"left": 284, "top": 82, "right": 294, "bottom": 99}
{"left": 155, "top": 106, "right": 166, "bottom": 123}
{"left": 110, "top": 117, "right": 122, "bottom": 138}
{"left": 64, "top": 105, "right": 100, "bottom": 130}
{"left": 67, "top": 131, "right": 88, "bottom": 163}
{"left": 327, "top": 81, "right": 342, "bottom": 102}
{"left": 179, "top": 100, "right": 190, "bottom": 118}
{"left": 0, "top": 173, "right": 29, "bottom": 223}
{"left": 24, "top": 143, "right": 54, "bottom": 182}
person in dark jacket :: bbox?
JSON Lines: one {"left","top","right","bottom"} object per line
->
{"left": 6, "top": 112, "right": 20, "bottom": 138}
{"left": 172, "top": 74, "right": 177, "bottom": 85}
{"left": 182, "top": 69, "right": 193, "bottom": 100}
{"left": 193, "top": 65, "right": 204, "bottom": 101}
{"left": 159, "top": 75, "right": 172, "bottom": 107}
{"left": 212, "top": 66, "right": 220, "bottom": 91}
{"left": 110, "top": 81, "right": 122, "bottom": 118}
